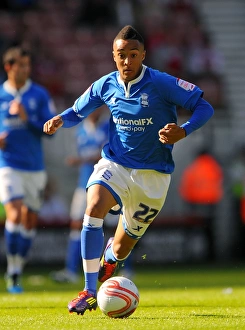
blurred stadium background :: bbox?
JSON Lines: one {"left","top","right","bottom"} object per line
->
{"left": 0, "top": 0, "right": 245, "bottom": 267}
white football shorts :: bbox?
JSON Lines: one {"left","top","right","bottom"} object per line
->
{"left": 87, "top": 158, "right": 171, "bottom": 239}
{"left": 70, "top": 187, "right": 87, "bottom": 221}
{"left": 0, "top": 167, "right": 47, "bottom": 212}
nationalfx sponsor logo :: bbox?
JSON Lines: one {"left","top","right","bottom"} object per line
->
{"left": 113, "top": 117, "right": 153, "bottom": 126}
{"left": 177, "top": 78, "right": 195, "bottom": 91}
{"left": 113, "top": 116, "right": 153, "bottom": 132}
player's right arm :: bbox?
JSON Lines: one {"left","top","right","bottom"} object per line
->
{"left": 43, "top": 106, "right": 84, "bottom": 135}
{"left": 44, "top": 79, "right": 105, "bottom": 135}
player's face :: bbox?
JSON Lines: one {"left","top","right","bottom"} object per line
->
{"left": 113, "top": 39, "right": 146, "bottom": 83}
{"left": 9, "top": 56, "right": 31, "bottom": 85}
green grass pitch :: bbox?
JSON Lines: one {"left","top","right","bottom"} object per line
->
{"left": 0, "top": 264, "right": 245, "bottom": 330}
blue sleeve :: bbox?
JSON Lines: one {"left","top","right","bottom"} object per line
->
{"left": 73, "top": 82, "right": 104, "bottom": 114}
{"left": 180, "top": 98, "right": 214, "bottom": 136}
{"left": 60, "top": 107, "right": 83, "bottom": 128}
{"left": 60, "top": 81, "right": 105, "bottom": 128}
{"left": 151, "top": 69, "right": 203, "bottom": 110}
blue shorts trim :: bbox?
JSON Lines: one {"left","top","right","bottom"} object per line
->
{"left": 86, "top": 180, "right": 122, "bottom": 215}
{"left": 122, "top": 220, "right": 141, "bottom": 240}
{"left": 1, "top": 195, "right": 24, "bottom": 205}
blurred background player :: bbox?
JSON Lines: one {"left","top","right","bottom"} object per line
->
{"left": 38, "top": 175, "right": 69, "bottom": 225}
{"left": 50, "top": 108, "right": 111, "bottom": 283}
{"left": 0, "top": 46, "right": 56, "bottom": 293}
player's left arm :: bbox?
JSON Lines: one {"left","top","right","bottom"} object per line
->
{"left": 159, "top": 97, "right": 214, "bottom": 144}
{"left": 158, "top": 123, "right": 186, "bottom": 144}
{"left": 180, "top": 97, "right": 214, "bottom": 135}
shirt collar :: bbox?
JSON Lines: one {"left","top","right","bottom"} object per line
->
{"left": 117, "top": 65, "right": 147, "bottom": 97}
{"left": 3, "top": 79, "right": 32, "bottom": 97}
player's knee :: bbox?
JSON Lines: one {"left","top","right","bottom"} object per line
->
{"left": 5, "top": 208, "right": 21, "bottom": 223}
{"left": 85, "top": 202, "right": 112, "bottom": 219}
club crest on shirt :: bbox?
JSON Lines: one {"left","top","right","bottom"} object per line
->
{"left": 140, "top": 93, "right": 149, "bottom": 107}
{"left": 177, "top": 78, "right": 195, "bottom": 91}
{"left": 28, "top": 98, "right": 37, "bottom": 110}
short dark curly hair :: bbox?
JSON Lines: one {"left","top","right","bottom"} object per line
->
{"left": 114, "top": 25, "right": 144, "bottom": 47}
{"left": 2, "top": 47, "right": 31, "bottom": 66}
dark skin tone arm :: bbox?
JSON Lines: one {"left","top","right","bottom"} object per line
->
{"left": 158, "top": 123, "right": 186, "bottom": 144}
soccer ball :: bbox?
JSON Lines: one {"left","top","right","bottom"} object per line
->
{"left": 97, "top": 276, "right": 139, "bottom": 318}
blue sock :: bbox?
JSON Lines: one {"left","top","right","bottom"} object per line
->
{"left": 4, "top": 227, "right": 19, "bottom": 255}
{"left": 105, "top": 244, "right": 118, "bottom": 263}
{"left": 65, "top": 238, "right": 81, "bottom": 274}
{"left": 105, "top": 242, "right": 130, "bottom": 270}
{"left": 81, "top": 225, "right": 103, "bottom": 295}
{"left": 18, "top": 233, "right": 32, "bottom": 258}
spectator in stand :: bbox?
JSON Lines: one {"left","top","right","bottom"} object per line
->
{"left": 179, "top": 148, "right": 224, "bottom": 259}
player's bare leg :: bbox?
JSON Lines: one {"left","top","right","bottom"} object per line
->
{"left": 113, "top": 216, "right": 138, "bottom": 258}
{"left": 98, "top": 216, "right": 138, "bottom": 282}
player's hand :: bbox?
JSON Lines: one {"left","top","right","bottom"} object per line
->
{"left": 65, "top": 156, "right": 83, "bottom": 167}
{"left": 43, "top": 115, "right": 63, "bottom": 135}
{"left": 158, "top": 123, "right": 186, "bottom": 144}
{"left": 9, "top": 101, "right": 28, "bottom": 121}
{"left": 0, "top": 131, "right": 8, "bottom": 150}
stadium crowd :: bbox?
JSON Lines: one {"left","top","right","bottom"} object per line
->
{"left": 0, "top": 0, "right": 225, "bottom": 110}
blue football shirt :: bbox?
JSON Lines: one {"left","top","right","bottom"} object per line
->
{"left": 0, "top": 79, "right": 56, "bottom": 170}
{"left": 62, "top": 65, "right": 213, "bottom": 173}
